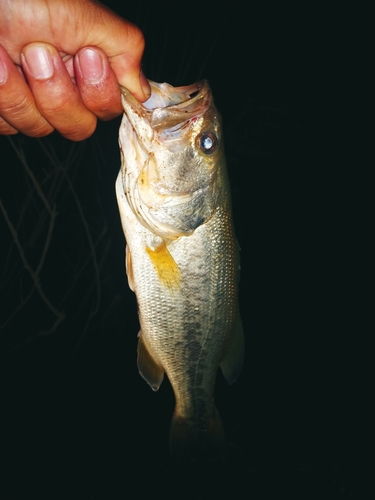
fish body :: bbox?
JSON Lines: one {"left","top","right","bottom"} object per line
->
{"left": 116, "top": 80, "right": 244, "bottom": 462}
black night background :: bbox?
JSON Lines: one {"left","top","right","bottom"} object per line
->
{"left": 0, "top": 2, "right": 372, "bottom": 499}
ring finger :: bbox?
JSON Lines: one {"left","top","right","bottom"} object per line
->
{"left": 0, "top": 43, "right": 53, "bottom": 137}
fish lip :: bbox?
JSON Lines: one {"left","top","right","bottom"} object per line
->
{"left": 120, "top": 80, "right": 212, "bottom": 135}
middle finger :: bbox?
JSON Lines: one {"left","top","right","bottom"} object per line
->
{"left": 21, "top": 42, "right": 97, "bottom": 141}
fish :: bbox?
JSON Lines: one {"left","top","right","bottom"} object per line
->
{"left": 115, "top": 79, "right": 244, "bottom": 462}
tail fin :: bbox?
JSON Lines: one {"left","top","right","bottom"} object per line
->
{"left": 169, "top": 406, "right": 226, "bottom": 463}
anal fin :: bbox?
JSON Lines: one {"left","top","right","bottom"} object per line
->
{"left": 137, "top": 333, "right": 164, "bottom": 391}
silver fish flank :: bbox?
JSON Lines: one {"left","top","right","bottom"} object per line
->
{"left": 116, "top": 80, "right": 244, "bottom": 462}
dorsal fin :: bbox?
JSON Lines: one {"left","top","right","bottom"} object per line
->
{"left": 220, "top": 312, "right": 244, "bottom": 385}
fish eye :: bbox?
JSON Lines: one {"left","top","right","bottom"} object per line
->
{"left": 196, "top": 132, "right": 218, "bottom": 155}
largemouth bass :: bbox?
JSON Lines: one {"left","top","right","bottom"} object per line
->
{"left": 116, "top": 80, "right": 244, "bottom": 462}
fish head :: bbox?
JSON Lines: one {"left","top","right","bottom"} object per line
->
{"left": 118, "top": 80, "right": 224, "bottom": 239}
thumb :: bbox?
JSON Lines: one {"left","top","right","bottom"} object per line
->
{"left": 67, "top": 2, "right": 151, "bottom": 102}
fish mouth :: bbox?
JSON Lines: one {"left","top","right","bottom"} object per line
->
{"left": 120, "top": 80, "right": 212, "bottom": 138}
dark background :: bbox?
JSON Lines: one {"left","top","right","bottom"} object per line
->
{"left": 0, "top": 2, "right": 372, "bottom": 499}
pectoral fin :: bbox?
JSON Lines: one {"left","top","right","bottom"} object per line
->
{"left": 220, "top": 313, "right": 244, "bottom": 385}
{"left": 137, "top": 333, "right": 164, "bottom": 391}
{"left": 146, "top": 241, "right": 181, "bottom": 290}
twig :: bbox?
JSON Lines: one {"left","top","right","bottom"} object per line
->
{"left": 0, "top": 198, "right": 65, "bottom": 325}
{"left": 7, "top": 136, "right": 54, "bottom": 215}
{"left": 60, "top": 165, "right": 101, "bottom": 361}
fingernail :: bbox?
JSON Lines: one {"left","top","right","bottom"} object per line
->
{"left": 77, "top": 48, "right": 104, "bottom": 83}
{"left": 0, "top": 59, "right": 7, "bottom": 84}
{"left": 22, "top": 45, "right": 54, "bottom": 80}
{"left": 140, "top": 70, "right": 151, "bottom": 99}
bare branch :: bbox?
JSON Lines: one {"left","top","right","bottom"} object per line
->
{"left": 0, "top": 198, "right": 65, "bottom": 326}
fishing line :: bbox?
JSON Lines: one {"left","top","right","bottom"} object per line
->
{"left": 194, "top": 4, "right": 232, "bottom": 83}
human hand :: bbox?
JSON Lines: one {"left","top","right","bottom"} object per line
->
{"left": 0, "top": 0, "right": 150, "bottom": 141}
